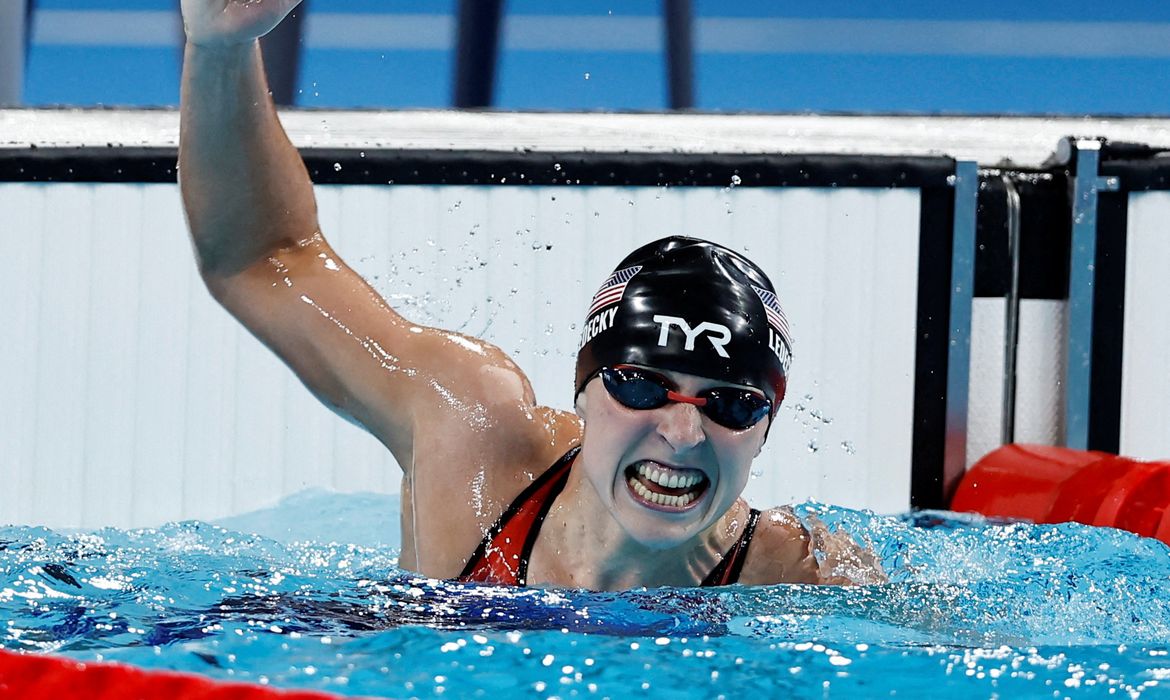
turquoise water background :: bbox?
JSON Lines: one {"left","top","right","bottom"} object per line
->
{"left": 3, "top": 491, "right": 1170, "bottom": 698}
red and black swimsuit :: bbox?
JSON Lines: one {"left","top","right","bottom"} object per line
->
{"left": 457, "top": 446, "right": 761, "bottom": 587}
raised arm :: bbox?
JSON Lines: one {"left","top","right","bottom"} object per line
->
{"left": 177, "top": 0, "right": 577, "bottom": 474}
{"left": 179, "top": 1, "right": 315, "bottom": 278}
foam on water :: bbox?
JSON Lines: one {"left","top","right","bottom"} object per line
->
{"left": 3, "top": 492, "right": 1170, "bottom": 698}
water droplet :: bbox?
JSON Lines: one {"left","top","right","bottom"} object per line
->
{"left": 807, "top": 440, "right": 819, "bottom": 454}
{"left": 554, "top": 163, "right": 562, "bottom": 171}
{"left": 840, "top": 441, "right": 855, "bottom": 455}
{"left": 584, "top": 72, "right": 591, "bottom": 80}
{"left": 730, "top": 174, "right": 742, "bottom": 187}
{"left": 332, "top": 162, "right": 342, "bottom": 172}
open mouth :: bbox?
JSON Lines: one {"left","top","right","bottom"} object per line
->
{"left": 624, "top": 461, "right": 710, "bottom": 511}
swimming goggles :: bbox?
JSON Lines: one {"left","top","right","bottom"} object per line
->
{"left": 599, "top": 365, "right": 772, "bottom": 431}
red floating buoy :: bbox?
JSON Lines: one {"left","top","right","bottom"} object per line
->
{"left": 952, "top": 444, "right": 1170, "bottom": 544}
{"left": 0, "top": 648, "right": 346, "bottom": 700}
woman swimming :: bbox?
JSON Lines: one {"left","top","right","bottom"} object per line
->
{"left": 178, "top": 0, "right": 884, "bottom": 590}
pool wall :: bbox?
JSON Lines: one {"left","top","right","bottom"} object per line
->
{"left": 2, "top": 110, "right": 1168, "bottom": 530}
{"left": 1119, "top": 192, "right": 1170, "bottom": 459}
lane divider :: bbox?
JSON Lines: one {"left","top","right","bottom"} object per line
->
{"left": 952, "top": 444, "right": 1170, "bottom": 545}
{"left": 0, "top": 648, "right": 349, "bottom": 700}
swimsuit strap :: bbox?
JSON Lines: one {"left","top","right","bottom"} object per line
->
{"left": 457, "top": 446, "right": 580, "bottom": 586}
{"left": 460, "top": 452, "right": 760, "bottom": 588}
{"left": 701, "top": 508, "right": 762, "bottom": 587}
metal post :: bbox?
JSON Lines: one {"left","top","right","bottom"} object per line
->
{"left": 453, "top": 0, "right": 503, "bottom": 109}
{"left": 1001, "top": 175, "right": 1022, "bottom": 444}
{"left": 0, "top": 0, "right": 28, "bottom": 105}
{"left": 259, "top": 1, "right": 308, "bottom": 106}
{"left": 663, "top": 0, "right": 694, "bottom": 110}
{"left": 1063, "top": 138, "right": 1120, "bottom": 450}
{"left": 943, "top": 161, "right": 979, "bottom": 501}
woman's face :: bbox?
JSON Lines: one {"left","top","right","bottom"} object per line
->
{"left": 575, "top": 366, "right": 770, "bottom": 549}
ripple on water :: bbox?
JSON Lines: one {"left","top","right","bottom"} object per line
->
{"left": 2, "top": 492, "right": 1170, "bottom": 698}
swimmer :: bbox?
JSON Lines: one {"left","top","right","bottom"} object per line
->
{"left": 178, "top": 0, "right": 886, "bottom": 590}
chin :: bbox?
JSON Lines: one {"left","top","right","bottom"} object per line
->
{"left": 618, "top": 519, "right": 700, "bottom": 551}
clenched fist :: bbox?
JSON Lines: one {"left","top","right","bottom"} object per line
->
{"left": 181, "top": 0, "right": 304, "bottom": 46}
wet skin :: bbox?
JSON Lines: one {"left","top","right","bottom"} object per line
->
{"left": 518, "top": 369, "right": 772, "bottom": 589}
{"left": 177, "top": 0, "right": 885, "bottom": 591}
{"left": 575, "top": 369, "right": 766, "bottom": 550}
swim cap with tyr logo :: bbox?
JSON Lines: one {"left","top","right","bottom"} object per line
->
{"left": 575, "top": 236, "right": 793, "bottom": 409}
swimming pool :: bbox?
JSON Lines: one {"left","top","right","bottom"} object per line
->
{"left": 3, "top": 491, "right": 1169, "bottom": 698}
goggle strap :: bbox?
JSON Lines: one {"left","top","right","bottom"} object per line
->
{"left": 665, "top": 390, "right": 707, "bottom": 407}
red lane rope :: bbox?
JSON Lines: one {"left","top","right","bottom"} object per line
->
{"left": 0, "top": 648, "right": 349, "bottom": 700}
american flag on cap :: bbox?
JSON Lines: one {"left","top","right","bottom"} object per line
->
{"left": 587, "top": 265, "right": 642, "bottom": 317}
{"left": 752, "top": 285, "right": 793, "bottom": 347}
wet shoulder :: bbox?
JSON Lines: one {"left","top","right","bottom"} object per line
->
{"left": 401, "top": 406, "right": 581, "bottom": 579}
{"left": 736, "top": 505, "right": 821, "bottom": 585}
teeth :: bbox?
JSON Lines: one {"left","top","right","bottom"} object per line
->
{"left": 635, "top": 463, "right": 703, "bottom": 490}
{"left": 627, "top": 476, "right": 699, "bottom": 508}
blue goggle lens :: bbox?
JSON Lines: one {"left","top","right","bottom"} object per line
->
{"left": 600, "top": 366, "right": 771, "bottom": 430}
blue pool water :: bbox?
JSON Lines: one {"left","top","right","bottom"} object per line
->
{"left": 3, "top": 492, "right": 1170, "bottom": 698}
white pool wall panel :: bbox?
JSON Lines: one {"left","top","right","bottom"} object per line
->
{"left": 1121, "top": 192, "right": 1170, "bottom": 459}
{"left": 3, "top": 184, "right": 45, "bottom": 530}
{"left": 1, "top": 181, "right": 922, "bottom": 528}
{"left": 1013, "top": 300, "right": 1067, "bottom": 447}
{"left": 967, "top": 298, "right": 1007, "bottom": 468}
{"left": 965, "top": 299, "right": 1066, "bottom": 469}
{"left": 962, "top": 175, "right": 1067, "bottom": 470}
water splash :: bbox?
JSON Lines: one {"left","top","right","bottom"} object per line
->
{"left": 4, "top": 494, "right": 1170, "bottom": 698}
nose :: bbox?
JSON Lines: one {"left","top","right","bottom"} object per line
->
{"left": 656, "top": 401, "right": 706, "bottom": 452}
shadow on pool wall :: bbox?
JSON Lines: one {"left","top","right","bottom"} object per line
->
{"left": 1, "top": 109, "right": 1169, "bottom": 534}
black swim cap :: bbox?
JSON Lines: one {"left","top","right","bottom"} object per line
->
{"left": 575, "top": 236, "right": 793, "bottom": 408}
